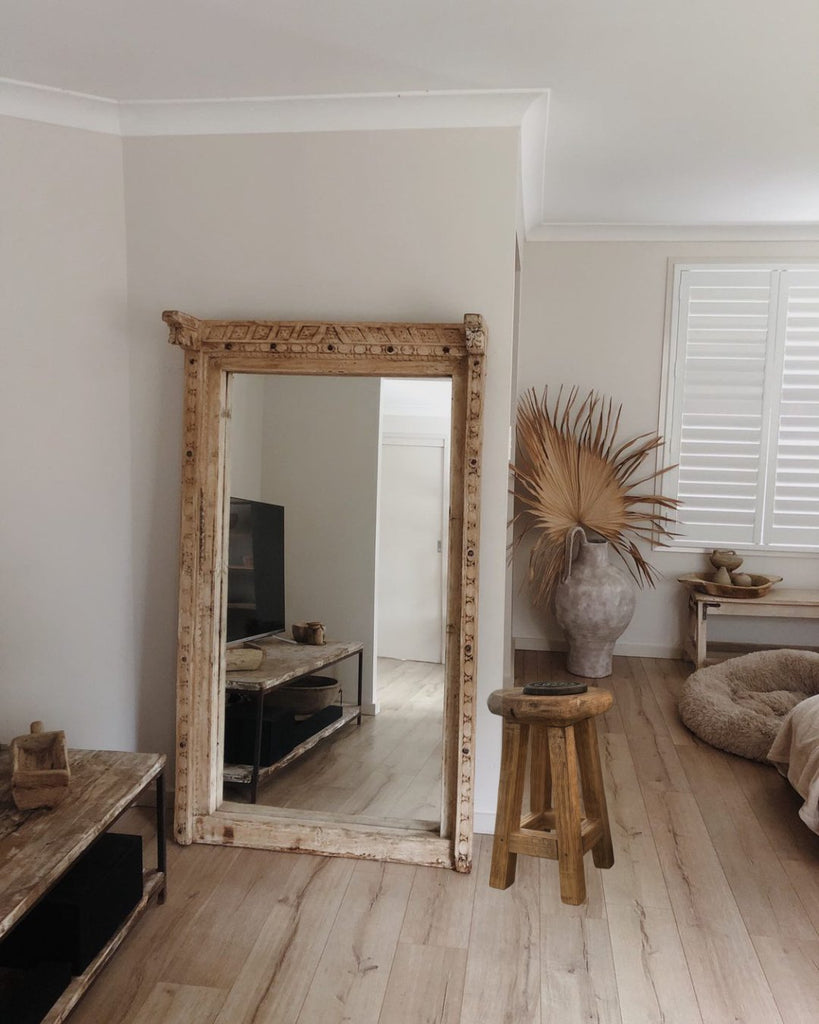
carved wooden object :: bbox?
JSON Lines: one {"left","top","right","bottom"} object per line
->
{"left": 165, "top": 311, "right": 486, "bottom": 871}
{"left": 11, "top": 721, "right": 71, "bottom": 810}
{"left": 291, "top": 622, "right": 326, "bottom": 645}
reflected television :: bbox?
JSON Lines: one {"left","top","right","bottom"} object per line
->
{"left": 226, "top": 497, "right": 285, "bottom": 643}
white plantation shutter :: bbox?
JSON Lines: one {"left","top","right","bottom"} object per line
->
{"left": 768, "top": 269, "right": 819, "bottom": 545}
{"left": 663, "top": 263, "right": 819, "bottom": 551}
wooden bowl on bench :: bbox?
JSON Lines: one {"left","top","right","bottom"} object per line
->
{"left": 678, "top": 572, "right": 783, "bottom": 599}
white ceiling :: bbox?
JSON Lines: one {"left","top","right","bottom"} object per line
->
{"left": 3, "top": 0, "right": 819, "bottom": 234}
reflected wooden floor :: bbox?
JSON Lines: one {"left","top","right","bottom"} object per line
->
{"left": 69, "top": 653, "right": 819, "bottom": 1024}
{"left": 224, "top": 657, "right": 444, "bottom": 826}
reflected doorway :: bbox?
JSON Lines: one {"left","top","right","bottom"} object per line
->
{"left": 221, "top": 374, "right": 451, "bottom": 832}
{"left": 377, "top": 377, "right": 451, "bottom": 665}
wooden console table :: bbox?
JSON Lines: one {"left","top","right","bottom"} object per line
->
{"left": 684, "top": 587, "right": 819, "bottom": 668}
{"left": 0, "top": 748, "right": 166, "bottom": 1023}
{"left": 223, "top": 637, "right": 364, "bottom": 803}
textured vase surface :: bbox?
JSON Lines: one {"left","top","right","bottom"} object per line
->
{"left": 554, "top": 528, "right": 636, "bottom": 678}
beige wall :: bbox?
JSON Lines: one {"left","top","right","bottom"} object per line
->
{"left": 123, "top": 127, "right": 520, "bottom": 822}
{"left": 515, "top": 240, "right": 819, "bottom": 656}
{"left": 259, "top": 375, "right": 381, "bottom": 708}
{"left": 0, "top": 116, "right": 133, "bottom": 747}
{"left": 228, "top": 373, "right": 265, "bottom": 501}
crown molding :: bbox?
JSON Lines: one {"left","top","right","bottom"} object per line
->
{"left": 0, "top": 78, "right": 120, "bottom": 134}
{"left": 528, "top": 222, "right": 819, "bottom": 242}
{"left": 0, "top": 78, "right": 546, "bottom": 137}
{"left": 120, "top": 88, "right": 547, "bottom": 137}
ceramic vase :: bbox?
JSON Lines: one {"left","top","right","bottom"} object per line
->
{"left": 554, "top": 526, "right": 636, "bottom": 678}
{"left": 710, "top": 549, "right": 743, "bottom": 572}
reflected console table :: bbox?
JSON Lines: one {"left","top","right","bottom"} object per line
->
{"left": 223, "top": 637, "right": 364, "bottom": 803}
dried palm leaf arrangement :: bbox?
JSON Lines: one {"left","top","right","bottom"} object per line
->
{"left": 511, "top": 386, "right": 679, "bottom": 607}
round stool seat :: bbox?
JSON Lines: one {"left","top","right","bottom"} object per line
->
{"left": 488, "top": 686, "right": 613, "bottom": 725}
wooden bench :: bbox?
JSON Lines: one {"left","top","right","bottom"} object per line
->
{"left": 684, "top": 588, "right": 819, "bottom": 668}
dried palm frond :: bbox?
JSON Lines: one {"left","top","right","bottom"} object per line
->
{"left": 511, "top": 386, "right": 680, "bottom": 608}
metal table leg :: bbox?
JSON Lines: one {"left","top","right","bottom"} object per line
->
{"left": 357, "top": 650, "right": 363, "bottom": 725}
{"left": 155, "top": 769, "right": 167, "bottom": 903}
{"left": 250, "top": 688, "right": 265, "bottom": 803}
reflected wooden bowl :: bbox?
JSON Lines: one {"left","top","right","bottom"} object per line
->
{"left": 267, "top": 676, "right": 340, "bottom": 714}
{"left": 225, "top": 645, "right": 265, "bottom": 671}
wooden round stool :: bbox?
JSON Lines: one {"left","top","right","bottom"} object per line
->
{"left": 487, "top": 686, "right": 614, "bottom": 905}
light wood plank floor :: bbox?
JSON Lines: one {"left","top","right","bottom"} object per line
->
{"left": 224, "top": 657, "right": 444, "bottom": 826}
{"left": 69, "top": 654, "right": 819, "bottom": 1024}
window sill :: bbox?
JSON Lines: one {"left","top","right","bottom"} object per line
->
{"left": 652, "top": 543, "right": 819, "bottom": 559}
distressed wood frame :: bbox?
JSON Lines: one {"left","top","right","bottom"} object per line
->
{"left": 165, "top": 311, "right": 487, "bottom": 871}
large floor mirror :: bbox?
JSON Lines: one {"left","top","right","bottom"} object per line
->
{"left": 165, "top": 312, "right": 486, "bottom": 871}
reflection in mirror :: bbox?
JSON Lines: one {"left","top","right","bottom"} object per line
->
{"left": 220, "top": 374, "right": 452, "bottom": 832}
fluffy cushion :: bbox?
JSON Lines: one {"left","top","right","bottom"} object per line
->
{"left": 767, "top": 694, "right": 819, "bottom": 833}
{"left": 678, "top": 649, "right": 819, "bottom": 761}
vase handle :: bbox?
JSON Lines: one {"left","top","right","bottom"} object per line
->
{"left": 563, "top": 525, "right": 586, "bottom": 582}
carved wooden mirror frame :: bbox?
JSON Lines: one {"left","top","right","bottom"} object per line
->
{"left": 165, "top": 311, "right": 486, "bottom": 871}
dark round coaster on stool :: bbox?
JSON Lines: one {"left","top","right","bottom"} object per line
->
{"left": 522, "top": 680, "right": 588, "bottom": 696}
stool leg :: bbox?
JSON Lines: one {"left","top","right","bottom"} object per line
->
{"left": 529, "top": 724, "right": 552, "bottom": 817}
{"left": 576, "top": 716, "right": 614, "bottom": 869}
{"left": 548, "top": 724, "right": 586, "bottom": 905}
{"left": 489, "top": 719, "right": 529, "bottom": 890}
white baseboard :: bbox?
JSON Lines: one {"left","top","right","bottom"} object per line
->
{"left": 361, "top": 702, "right": 379, "bottom": 716}
{"left": 513, "top": 635, "right": 682, "bottom": 661}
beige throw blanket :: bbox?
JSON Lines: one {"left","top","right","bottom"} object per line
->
{"left": 768, "top": 693, "right": 819, "bottom": 835}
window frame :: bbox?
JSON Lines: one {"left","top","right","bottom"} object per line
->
{"left": 657, "top": 258, "right": 819, "bottom": 555}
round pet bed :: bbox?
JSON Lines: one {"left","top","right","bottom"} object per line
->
{"left": 678, "top": 649, "right": 819, "bottom": 761}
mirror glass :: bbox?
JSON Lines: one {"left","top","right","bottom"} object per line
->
{"left": 219, "top": 373, "right": 453, "bottom": 832}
